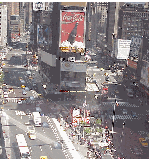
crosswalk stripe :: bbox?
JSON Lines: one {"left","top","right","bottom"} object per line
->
{"left": 102, "top": 102, "right": 139, "bottom": 107}
{"left": 15, "top": 110, "right": 26, "bottom": 116}
{"left": 108, "top": 115, "right": 139, "bottom": 120}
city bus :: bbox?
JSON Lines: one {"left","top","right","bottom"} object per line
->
{"left": 16, "top": 134, "right": 31, "bottom": 159}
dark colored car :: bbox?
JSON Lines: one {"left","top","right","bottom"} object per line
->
{"left": 131, "top": 110, "right": 138, "bottom": 118}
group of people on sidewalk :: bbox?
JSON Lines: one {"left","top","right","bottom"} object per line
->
{"left": 57, "top": 113, "right": 118, "bottom": 159}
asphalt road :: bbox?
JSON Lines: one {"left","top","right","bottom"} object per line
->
{"left": 1, "top": 47, "right": 71, "bottom": 159}
{"left": 87, "top": 49, "right": 149, "bottom": 158}
{"left": 1, "top": 42, "right": 149, "bottom": 159}
{"left": 5, "top": 109, "right": 66, "bottom": 159}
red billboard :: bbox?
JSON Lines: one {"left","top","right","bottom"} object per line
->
{"left": 59, "top": 10, "right": 85, "bottom": 53}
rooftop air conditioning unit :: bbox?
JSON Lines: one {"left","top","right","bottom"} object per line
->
{"left": 68, "top": 57, "right": 75, "bottom": 62}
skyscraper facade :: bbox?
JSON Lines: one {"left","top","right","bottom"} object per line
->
{"left": 0, "top": 5, "right": 7, "bottom": 47}
{"left": 106, "top": 2, "right": 124, "bottom": 57}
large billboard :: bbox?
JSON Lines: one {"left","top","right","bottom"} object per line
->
{"left": 117, "top": 39, "right": 131, "bottom": 59}
{"left": 59, "top": 10, "right": 86, "bottom": 53}
{"left": 37, "top": 25, "right": 52, "bottom": 50}
{"left": 129, "top": 36, "right": 142, "bottom": 57}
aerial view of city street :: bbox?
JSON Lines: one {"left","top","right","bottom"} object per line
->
{"left": 0, "top": 2, "right": 149, "bottom": 159}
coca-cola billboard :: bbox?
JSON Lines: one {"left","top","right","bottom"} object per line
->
{"left": 59, "top": 10, "right": 85, "bottom": 53}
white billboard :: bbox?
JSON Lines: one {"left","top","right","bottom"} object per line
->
{"left": 117, "top": 39, "right": 131, "bottom": 59}
{"left": 33, "top": 2, "right": 45, "bottom": 11}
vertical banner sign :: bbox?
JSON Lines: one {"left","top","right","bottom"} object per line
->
{"left": 59, "top": 10, "right": 85, "bottom": 53}
{"left": 129, "top": 36, "right": 142, "bottom": 57}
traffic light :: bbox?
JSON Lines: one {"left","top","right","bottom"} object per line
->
{"left": 123, "top": 122, "right": 125, "bottom": 126}
{"left": 112, "top": 121, "right": 114, "bottom": 127}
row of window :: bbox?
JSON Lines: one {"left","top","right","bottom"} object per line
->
{"left": 123, "top": 12, "right": 148, "bottom": 18}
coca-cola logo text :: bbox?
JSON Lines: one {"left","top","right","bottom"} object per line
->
{"left": 62, "top": 13, "right": 84, "bottom": 23}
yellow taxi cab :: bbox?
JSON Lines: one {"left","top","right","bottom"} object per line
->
{"left": 40, "top": 156, "right": 48, "bottom": 159}
{"left": 104, "top": 73, "right": 109, "bottom": 76}
{"left": 21, "top": 85, "right": 25, "bottom": 88}
{"left": 93, "top": 73, "right": 96, "bottom": 77}
{"left": 21, "top": 97, "right": 26, "bottom": 100}
{"left": 38, "top": 94, "right": 43, "bottom": 98}
{"left": 139, "top": 138, "right": 148, "bottom": 147}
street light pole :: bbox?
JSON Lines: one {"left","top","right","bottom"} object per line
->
{"left": 112, "top": 95, "right": 116, "bottom": 136}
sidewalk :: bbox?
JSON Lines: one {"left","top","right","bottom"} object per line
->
{"left": 52, "top": 116, "right": 114, "bottom": 159}
{"left": 0, "top": 111, "right": 10, "bottom": 159}
{"left": 53, "top": 118, "right": 87, "bottom": 159}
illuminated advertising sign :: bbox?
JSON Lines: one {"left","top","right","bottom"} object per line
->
{"left": 59, "top": 10, "right": 85, "bottom": 53}
{"left": 37, "top": 25, "right": 52, "bottom": 50}
{"left": 129, "top": 36, "right": 142, "bottom": 57}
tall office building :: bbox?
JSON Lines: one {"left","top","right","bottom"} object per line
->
{"left": 97, "top": 2, "right": 108, "bottom": 34}
{"left": 32, "top": 2, "right": 87, "bottom": 100}
{"left": 106, "top": 2, "right": 124, "bottom": 57}
{"left": 0, "top": 5, "right": 7, "bottom": 47}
